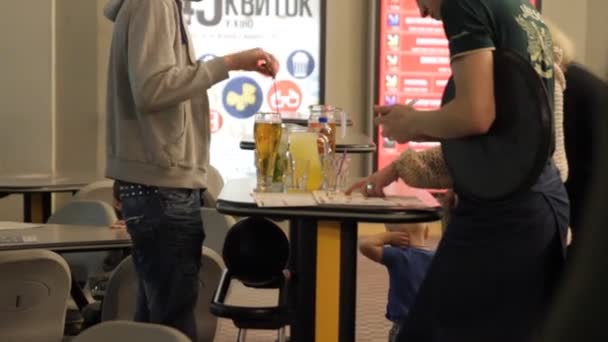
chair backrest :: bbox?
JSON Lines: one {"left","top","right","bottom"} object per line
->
{"left": 101, "top": 248, "right": 225, "bottom": 342}
{"left": 73, "top": 180, "right": 115, "bottom": 207}
{"left": 222, "top": 217, "right": 289, "bottom": 287}
{"left": 46, "top": 200, "right": 118, "bottom": 284}
{"left": 206, "top": 165, "right": 224, "bottom": 200}
{"left": 200, "top": 207, "right": 236, "bottom": 255}
{"left": 197, "top": 247, "right": 225, "bottom": 342}
{"left": 47, "top": 199, "right": 117, "bottom": 226}
{"left": 100, "top": 256, "right": 137, "bottom": 322}
{"left": 202, "top": 165, "right": 224, "bottom": 208}
{"left": 0, "top": 250, "right": 71, "bottom": 342}
{"left": 72, "top": 321, "right": 190, "bottom": 342}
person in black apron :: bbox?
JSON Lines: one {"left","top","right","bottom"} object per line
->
{"left": 349, "top": 0, "right": 569, "bottom": 341}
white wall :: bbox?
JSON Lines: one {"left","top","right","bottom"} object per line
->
{"left": 0, "top": 1, "right": 55, "bottom": 220}
{"left": 585, "top": 0, "right": 608, "bottom": 78}
{"left": 325, "top": 0, "right": 370, "bottom": 177}
{"left": 55, "top": 0, "right": 100, "bottom": 176}
{"left": 544, "top": 0, "right": 607, "bottom": 79}
{"left": 0, "top": 1, "right": 55, "bottom": 174}
{"left": 97, "top": 0, "right": 113, "bottom": 175}
{"left": 543, "top": 0, "right": 589, "bottom": 64}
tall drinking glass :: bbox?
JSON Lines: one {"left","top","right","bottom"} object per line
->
{"left": 308, "top": 104, "right": 342, "bottom": 153}
{"left": 289, "top": 131, "right": 328, "bottom": 191}
{"left": 254, "top": 112, "right": 282, "bottom": 192}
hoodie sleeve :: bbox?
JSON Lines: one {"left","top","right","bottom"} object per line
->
{"left": 127, "top": 0, "right": 229, "bottom": 113}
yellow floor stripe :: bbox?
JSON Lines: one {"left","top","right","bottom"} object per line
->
{"left": 316, "top": 220, "right": 341, "bottom": 342}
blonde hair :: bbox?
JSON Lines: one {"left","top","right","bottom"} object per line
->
{"left": 544, "top": 18, "right": 576, "bottom": 69}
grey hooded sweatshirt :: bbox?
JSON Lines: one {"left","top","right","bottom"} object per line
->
{"left": 104, "top": 0, "right": 229, "bottom": 188}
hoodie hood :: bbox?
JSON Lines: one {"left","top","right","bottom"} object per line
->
{"left": 104, "top": 0, "right": 127, "bottom": 22}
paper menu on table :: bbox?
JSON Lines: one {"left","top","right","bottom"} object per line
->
{"left": 251, "top": 192, "right": 317, "bottom": 207}
{"left": 312, "top": 190, "right": 440, "bottom": 210}
{"left": 251, "top": 188, "right": 440, "bottom": 209}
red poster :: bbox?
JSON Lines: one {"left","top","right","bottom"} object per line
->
{"left": 376, "top": 0, "right": 538, "bottom": 195}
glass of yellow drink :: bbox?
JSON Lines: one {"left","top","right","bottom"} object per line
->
{"left": 288, "top": 131, "right": 327, "bottom": 192}
{"left": 254, "top": 112, "right": 282, "bottom": 192}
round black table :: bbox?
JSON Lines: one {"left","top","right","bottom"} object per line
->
{"left": 0, "top": 174, "right": 94, "bottom": 223}
{"left": 216, "top": 178, "right": 441, "bottom": 342}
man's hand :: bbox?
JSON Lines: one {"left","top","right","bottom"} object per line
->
{"left": 374, "top": 104, "right": 420, "bottom": 143}
{"left": 223, "top": 48, "right": 280, "bottom": 77}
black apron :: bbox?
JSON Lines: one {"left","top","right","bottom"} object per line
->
{"left": 398, "top": 161, "right": 569, "bottom": 342}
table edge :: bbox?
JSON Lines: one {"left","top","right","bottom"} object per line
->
{"left": 216, "top": 200, "right": 442, "bottom": 223}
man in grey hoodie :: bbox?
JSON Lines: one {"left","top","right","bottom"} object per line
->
{"left": 103, "top": 0, "right": 279, "bottom": 339}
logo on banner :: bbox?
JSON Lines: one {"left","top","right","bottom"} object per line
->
{"left": 267, "top": 80, "right": 302, "bottom": 112}
{"left": 388, "top": 13, "right": 400, "bottom": 27}
{"left": 385, "top": 75, "right": 398, "bottom": 89}
{"left": 222, "top": 76, "right": 263, "bottom": 119}
{"left": 287, "top": 50, "right": 315, "bottom": 79}
{"left": 209, "top": 110, "right": 223, "bottom": 133}
{"left": 199, "top": 54, "right": 217, "bottom": 62}
{"left": 384, "top": 95, "right": 397, "bottom": 105}
{"left": 386, "top": 54, "right": 399, "bottom": 67}
{"left": 387, "top": 34, "right": 400, "bottom": 48}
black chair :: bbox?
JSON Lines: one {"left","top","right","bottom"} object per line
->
{"left": 210, "top": 217, "right": 290, "bottom": 342}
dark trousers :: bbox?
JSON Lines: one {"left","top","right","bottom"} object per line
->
{"left": 119, "top": 182, "right": 204, "bottom": 341}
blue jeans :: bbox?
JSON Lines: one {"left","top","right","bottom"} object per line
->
{"left": 119, "top": 182, "right": 204, "bottom": 341}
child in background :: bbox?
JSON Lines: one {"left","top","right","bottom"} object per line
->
{"left": 358, "top": 223, "right": 435, "bottom": 342}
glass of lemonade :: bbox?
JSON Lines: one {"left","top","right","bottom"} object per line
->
{"left": 254, "top": 112, "right": 282, "bottom": 192}
{"left": 288, "top": 131, "right": 327, "bottom": 192}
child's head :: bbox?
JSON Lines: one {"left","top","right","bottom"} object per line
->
{"left": 112, "top": 181, "right": 122, "bottom": 219}
{"left": 385, "top": 223, "right": 429, "bottom": 242}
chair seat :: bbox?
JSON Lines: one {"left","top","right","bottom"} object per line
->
{"left": 210, "top": 301, "right": 288, "bottom": 329}
{"left": 210, "top": 269, "right": 290, "bottom": 331}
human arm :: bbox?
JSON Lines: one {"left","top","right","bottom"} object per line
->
{"left": 358, "top": 232, "right": 410, "bottom": 263}
{"left": 346, "top": 146, "right": 452, "bottom": 196}
{"left": 127, "top": 0, "right": 278, "bottom": 112}
{"left": 375, "top": 0, "right": 496, "bottom": 142}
